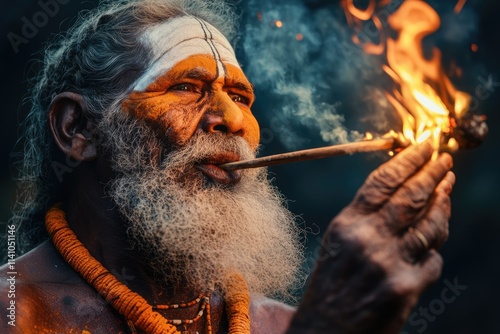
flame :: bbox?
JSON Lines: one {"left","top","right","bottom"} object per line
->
{"left": 343, "top": 0, "right": 471, "bottom": 158}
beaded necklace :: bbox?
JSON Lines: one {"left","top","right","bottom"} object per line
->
{"left": 45, "top": 204, "right": 251, "bottom": 334}
{"left": 153, "top": 293, "right": 211, "bottom": 328}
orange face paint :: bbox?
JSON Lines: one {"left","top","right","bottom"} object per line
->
{"left": 123, "top": 54, "right": 260, "bottom": 149}
{"left": 122, "top": 17, "right": 260, "bottom": 150}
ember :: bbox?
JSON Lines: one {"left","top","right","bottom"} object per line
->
{"left": 220, "top": 0, "right": 487, "bottom": 171}
{"left": 343, "top": 0, "right": 488, "bottom": 156}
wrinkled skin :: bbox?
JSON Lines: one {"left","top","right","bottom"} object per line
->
{"left": 288, "top": 142, "right": 454, "bottom": 334}
{"left": 0, "top": 50, "right": 294, "bottom": 334}
{"left": 0, "top": 16, "right": 454, "bottom": 333}
{"left": 0, "top": 142, "right": 453, "bottom": 334}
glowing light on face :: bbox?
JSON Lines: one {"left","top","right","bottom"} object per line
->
{"left": 123, "top": 16, "right": 260, "bottom": 149}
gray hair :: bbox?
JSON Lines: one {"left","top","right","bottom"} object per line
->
{"left": 11, "top": 0, "right": 238, "bottom": 255}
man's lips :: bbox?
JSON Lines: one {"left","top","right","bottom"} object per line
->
{"left": 194, "top": 153, "right": 242, "bottom": 185}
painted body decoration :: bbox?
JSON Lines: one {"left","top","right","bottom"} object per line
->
{"left": 123, "top": 16, "right": 260, "bottom": 149}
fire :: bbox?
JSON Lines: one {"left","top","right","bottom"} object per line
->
{"left": 343, "top": 0, "right": 472, "bottom": 158}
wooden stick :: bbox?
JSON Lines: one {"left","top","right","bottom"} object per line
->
{"left": 219, "top": 137, "right": 395, "bottom": 171}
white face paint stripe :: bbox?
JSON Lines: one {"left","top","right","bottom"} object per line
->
{"left": 132, "top": 16, "right": 240, "bottom": 92}
{"left": 194, "top": 17, "right": 221, "bottom": 78}
{"left": 194, "top": 17, "right": 227, "bottom": 79}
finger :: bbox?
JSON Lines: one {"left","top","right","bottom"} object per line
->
{"left": 399, "top": 226, "right": 430, "bottom": 263}
{"left": 436, "top": 171, "right": 456, "bottom": 196}
{"left": 383, "top": 153, "right": 453, "bottom": 230}
{"left": 352, "top": 141, "right": 434, "bottom": 213}
{"left": 410, "top": 172, "right": 455, "bottom": 249}
{"left": 399, "top": 173, "right": 455, "bottom": 259}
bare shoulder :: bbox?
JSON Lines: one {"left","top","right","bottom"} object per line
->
{"left": 250, "top": 294, "right": 296, "bottom": 334}
{"left": 0, "top": 240, "right": 83, "bottom": 333}
{"left": 0, "top": 241, "right": 125, "bottom": 333}
{"left": 0, "top": 239, "right": 81, "bottom": 281}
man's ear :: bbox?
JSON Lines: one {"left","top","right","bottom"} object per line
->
{"left": 49, "top": 92, "right": 97, "bottom": 161}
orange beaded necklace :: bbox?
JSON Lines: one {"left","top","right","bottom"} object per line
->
{"left": 45, "top": 204, "right": 251, "bottom": 334}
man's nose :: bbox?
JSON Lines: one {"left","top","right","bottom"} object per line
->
{"left": 200, "top": 92, "right": 244, "bottom": 136}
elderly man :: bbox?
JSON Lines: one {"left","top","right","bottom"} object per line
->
{"left": 0, "top": 0, "right": 454, "bottom": 333}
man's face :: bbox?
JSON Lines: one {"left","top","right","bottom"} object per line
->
{"left": 121, "top": 17, "right": 260, "bottom": 183}
{"left": 124, "top": 55, "right": 259, "bottom": 148}
{"left": 100, "top": 17, "right": 302, "bottom": 296}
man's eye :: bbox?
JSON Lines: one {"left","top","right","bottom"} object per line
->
{"left": 230, "top": 94, "right": 250, "bottom": 105}
{"left": 169, "top": 83, "right": 197, "bottom": 92}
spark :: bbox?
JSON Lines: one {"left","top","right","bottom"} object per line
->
{"left": 454, "top": 0, "right": 467, "bottom": 14}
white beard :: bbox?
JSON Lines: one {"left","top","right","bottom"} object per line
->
{"left": 101, "top": 112, "right": 304, "bottom": 299}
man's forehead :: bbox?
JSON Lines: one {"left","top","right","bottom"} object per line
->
{"left": 132, "top": 16, "right": 241, "bottom": 91}
{"left": 141, "top": 54, "right": 253, "bottom": 94}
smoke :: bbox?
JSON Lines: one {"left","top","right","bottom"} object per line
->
{"left": 240, "top": 0, "right": 379, "bottom": 149}
{"left": 441, "top": 8, "right": 478, "bottom": 45}
{"left": 240, "top": 0, "right": 481, "bottom": 150}
{"left": 424, "top": 0, "right": 479, "bottom": 46}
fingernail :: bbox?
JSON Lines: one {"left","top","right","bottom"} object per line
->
{"left": 447, "top": 171, "right": 456, "bottom": 186}
{"left": 442, "top": 153, "right": 454, "bottom": 168}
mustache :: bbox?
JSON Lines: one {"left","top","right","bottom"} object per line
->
{"left": 158, "top": 131, "right": 257, "bottom": 169}
{"left": 104, "top": 113, "right": 304, "bottom": 298}
{"left": 99, "top": 110, "right": 258, "bottom": 181}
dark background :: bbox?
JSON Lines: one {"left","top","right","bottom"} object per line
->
{"left": 1, "top": 0, "right": 499, "bottom": 333}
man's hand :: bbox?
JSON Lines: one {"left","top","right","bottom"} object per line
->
{"left": 288, "top": 141, "right": 455, "bottom": 334}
